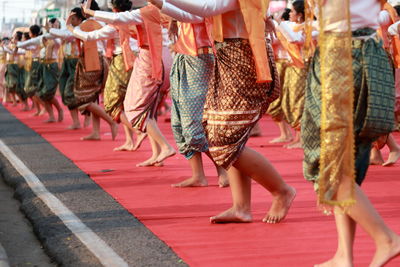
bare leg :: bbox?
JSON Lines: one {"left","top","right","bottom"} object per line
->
{"left": 83, "top": 114, "right": 91, "bottom": 128}
{"left": 210, "top": 166, "right": 253, "bottom": 223}
{"left": 145, "top": 118, "right": 175, "bottom": 163}
{"left": 315, "top": 212, "right": 356, "bottom": 267}
{"left": 114, "top": 124, "right": 135, "bottom": 151}
{"left": 249, "top": 122, "right": 262, "bottom": 137}
{"left": 86, "top": 103, "right": 118, "bottom": 140}
{"left": 81, "top": 113, "right": 101, "bottom": 140}
{"left": 217, "top": 166, "right": 229, "bottom": 188}
{"left": 21, "top": 99, "right": 29, "bottom": 111}
{"left": 172, "top": 152, "right": 208, "bottom": 187}
{"left": 204, "top": 151, "right": 229, "bottom": 188}
{"left": 67, "top": 108, "right": 81, "bottom": 130}
{"left": 284, "top": 130, "right": 302, "bottom": 149}
{"left": 382, "top": 134, "right": 400, "bottom": 166}
{"left": 43, "top": 101, "right": 56, "bottom": 123}
{"left": 49, "top": 97, "right": 63, "bottom": 122}
{"left": 270, "top": 121, "right": 294, "bottom": 144}
{"left": 136, "top": 135, "right": 162, "bottom": 167}
{"left": 317, "top": 184, "right": 400, "bottom": 267}
{"left": 235, "top": 147, "right": 296, "bottom": 223}
{"left": 10, "top": 93, "right": 17, "bottom": 106}
{"left": 370, "top": 147, "right": 384, "bottom": 165}
{"left": 115, "top": 112, "right": 147, "bottom": 151}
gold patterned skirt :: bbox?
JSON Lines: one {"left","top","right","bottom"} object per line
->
{"left": 267, "top": 59, "right": 290, "bottom": 121}
{"left": 203, "top": 39, "right": 279, "bottom": 169}
{"left": 103, "top": 54, "right": 132, "bottom": 122}
{"left": 281, "top": 64, "right": 308, "bottom": 130}
{"left": 74, "top": 55, "right": 108, "bottom": 111}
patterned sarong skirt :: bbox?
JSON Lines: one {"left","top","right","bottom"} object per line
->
{"left": 124, "top": 49, "right": 163, "bottom": 132}
{"left": 104, "top": 54, "right": 132, "bottom": 122}
{"left": 170, "top": 53, "right": 214, "bottom": 159}
{"left": 38, "top": 62, "right": 59, "bottom": 102}
{"left": 203, "top": 39, "right": 279, "bottom": 169}
{"left": 302, "top": 30, "right": 395, "bottom": 187}
{"left": 59, "top": 57, "right": 78, "bottom": 109}
{"left": 74, "top": 55, "right": 108, "bottom": 111}
{"left": 24, "top": 61, "right": 41, "bottom": 98}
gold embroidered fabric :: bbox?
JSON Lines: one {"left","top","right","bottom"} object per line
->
{"left": 315, "top": 0, "right": 356, "bottom": 208}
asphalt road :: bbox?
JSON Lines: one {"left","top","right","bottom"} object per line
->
{"left": 0, "top": 104, "right": 187, "bottom": 267}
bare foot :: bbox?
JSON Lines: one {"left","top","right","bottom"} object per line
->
{"left": 263, "top": 186, "right": 296, "bottom": 224}
{"left": 136, "top": 157, "right": 158, "bottom": 167}
{"left": 269, "top": 136, "right": 293, "bottom": 144}
{"left": 114, "top": 142, "right": 135, "bottom": 151}
{"left": 172, "top": 176, "right": 208, "bottom": 188}
{"left": 44, "top": 118, "right": 56, "bottom": 123}
{"left": 369, "top": 234, "right": 400, "bottom": 267}
{"left": 210, "top": 207, "right": 253, "bottom": 224}
{"left": 38, "top": 109, "right": 47, "bottom": 116}
{"left": 250, "top": 124, "right": 262, "bottom": 137}
{"left": 111, "top": 123, "right": 118, "bottom": 141}
{"left": 84, "top": 116, "right": 91, "bottom": 128}
{"left": 57, "top": 109, "right": 64, "bottom": 122}
{"left": 132, "top": 132, "right": 147, "bottom": 151}
{"left": 217, "top": 167, "right": 229, "bottom": 188}
{"left": 285, "top": 141, "right": 302, "bottom": 149}
{"left": 67, "top": 124, "right": 81, "bottom": 130}
{"left": 382, "top": 151, "right": 400, "bottom": 167}
{"left": 155, "top": 147, "right": 176, "bottom": 163}
{"left": 81, "top": 133, "right": 101, "bottom": 141}
{"left": 370, "top": 149, "right": 384, "bottom": 165}
{"left": 32, "top": 111, "right": 40, "bottom": 117}
{"left": 314, "top": 256, "right": 353, "bottom": 267}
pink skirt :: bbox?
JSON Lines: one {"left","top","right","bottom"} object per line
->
{"left": 123, "top": 49, "right": 163, "bottom": 132}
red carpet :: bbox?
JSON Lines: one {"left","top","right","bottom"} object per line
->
{"left": 3, "top": 101, "right": 400, "bottom": 267}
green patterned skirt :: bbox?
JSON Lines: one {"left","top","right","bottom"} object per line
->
{"left": 24, "top": 61, "right": 41, "bottom": 97}
{"left": 302, "top": 29, "right": 395, "bottom": 187}
{"left": 59, "top": 58, "right": 78, "bottom": 109}
{"left": 38, "top": 62, "right": 60, "bottom": 102}
{"left": 17, "top": 66, "right": 28, "bottom": 101}
{"left": 5, "top": 64, "right": 19, "bottom": 93}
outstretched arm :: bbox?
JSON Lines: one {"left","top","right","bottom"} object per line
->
{"left": 72, "top": 24, "right": 118, "bottom": 41}
{"left": 164, "top": 0, "right": 238, "bottom": 17}
{"left": 149, "top": 0, "right": 204, "bottom": 23}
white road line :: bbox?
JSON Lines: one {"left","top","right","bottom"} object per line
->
{"left": 0, "top": 139, "right": 128, "bottom": 267}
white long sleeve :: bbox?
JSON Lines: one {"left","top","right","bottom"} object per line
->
{"left": 49, "top": 28, "right": 75, "bottom": 42}
{"left": 93, "top": 10, "right": 143, "bottom": 25}
{"left": 166, "top": 0, "right": 238, "bottom": 17}
{"left": 161, "top": 1, "right": 204, "bottom": 23}
{"left": 73, "top": 24, "right": 118, "bottom": 41}
{"left": 277, "top": 21, "right": 304, "bottom": 43}
{"left": 389, "top": 21, "right": 400, "bottom": 36}
{"left": 17, "top": 36, "right": 42, "bottom": 48}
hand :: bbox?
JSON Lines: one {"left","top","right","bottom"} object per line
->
{"left": 265, "top": 17, "right": 276, "bottom": 38}
{"left": 82, "top": 0, "right": 94, "bottom": 17}
{"left": 168, "top": 20, "right": 178, "bottom": 43}
{"left": 66, "top": 12, "right": 76, "bottom": 25}
{"left": 44, "top": 16, "right": 50, "bottom": 32}
{"left": 148, "top": 0, "right": 163, "bottom": 9}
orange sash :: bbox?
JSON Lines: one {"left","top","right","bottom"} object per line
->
{"left": 80, "top": 19, "right": 103, "bottom": 71}
{"left": 211, "top": 0, "right": 272, "bottom": 83}
{"left": 117, "top": 25, "right": 136, "bottom": 71}
{"left": 276, "top": 31, "right": 305, "bottom": 68}
{"left": 140, "top": 4, "right": 164, "bottom": 81}
{"left": 173, "top": 22, "right": 198, "bottom": 56}
{"left": 381, "top": 2, "right": 400, "bottom": 68}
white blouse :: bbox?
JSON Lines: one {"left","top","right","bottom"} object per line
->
{"left": 73, "top": 24, "right": 122, "bottom": 55}
{"left": 48, "top": 28, "right": 80, "bottom": 57}
{"left": 166, "top": 0, "right": 247, "bottom": 39}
